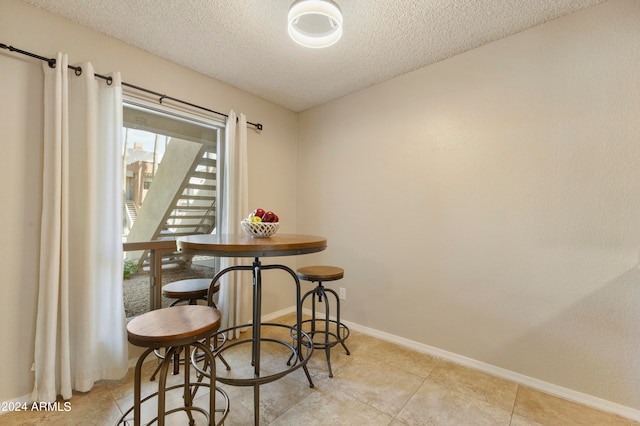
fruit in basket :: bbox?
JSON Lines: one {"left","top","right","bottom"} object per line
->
{"left": 246, "top": 208, "right": 279, "bottom": 223}
{"left": 262, "top": 211, "right": 276, "bottom": 223}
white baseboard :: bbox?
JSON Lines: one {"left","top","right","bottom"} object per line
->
{"left": 288, "top": 306, "right": 640, "bottom": 422}
{"left": 262, "top": 306, "right": 297, "bottom": 322}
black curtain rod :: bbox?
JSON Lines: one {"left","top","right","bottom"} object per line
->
{"left": 1, "top": 42, "right": 263, "bottom": 131}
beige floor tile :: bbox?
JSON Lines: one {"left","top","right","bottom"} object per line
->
{"left": 193, "top": 387, "right": 254, "bottom": 425}
{"left": 215, "top": 374, "right": 316, "bottom": 424}
{"left": 428, "top": 360, "right": 518, "bottom": 411}
{"left": 292, "top": 328, "right": 387, "bottom": 381}
{"left": 271, "top": 386, "right": 394, "bottom": 425}
{"left": 320, "top": 328, "right": 386, "bottom": 356}
{"left": 322, "top": 352, "right": 425, "bottom": 417}
{"left": 59, "top": 386, "right": 123, "bottom": 425}
{"left": 368, "top": 341, "right": 440, "bottom": 378}
{"left": 510, "top": 413, "right": 546, "bottom": 425}
{"left": 514, "top": 386, "right": 639, "bottom": 426}
{"left": 395, "top": 378, "right": 513, "bottom": 426}
{"left": 0, "top": 410, "right": 49, "bottom": 426}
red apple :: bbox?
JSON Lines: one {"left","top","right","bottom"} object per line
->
{"left": 254, "top": 208, "right": 265, "bottom": 218}
{"left": 262, "top": 211, "right": 276, "bottom": 223}
{"left": 273, "top": 214, "right": 279, "bottom": 222}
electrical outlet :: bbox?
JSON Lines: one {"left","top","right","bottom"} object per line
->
{"left": 339, "top": 287, "right": 346, "bottom": 300}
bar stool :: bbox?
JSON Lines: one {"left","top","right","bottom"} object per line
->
{"left": 117, "top": 305, "right": 229, "bottom": 426}
{"left": 162, "top": 278, "right": 211, "bottom": 306}
{"left": 295, "top": 265, "right": 350, "bottom": 378}
{"left": 152, "top": 279, "right": 230, "bottom": 379}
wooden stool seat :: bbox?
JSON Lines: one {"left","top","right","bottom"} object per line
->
{"left": 297, "top": 266, "right": 344, "bottom": 281}
{"left": 162, "top": 278, "right": 211, "bottom": 304}
{"left": 127, "top": 304, "right": 221, "bottom": 348}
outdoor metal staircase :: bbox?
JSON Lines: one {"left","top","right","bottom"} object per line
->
{"left": 126, "top": 140, "right": 218, "bottom": 271}
{"left": 125, "top": 200, "right": 138, "bottom": 231}
{"left": 151, "top": 145, "right": 217, "bottom": 269}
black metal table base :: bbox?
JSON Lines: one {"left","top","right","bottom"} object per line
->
{"left": 200, "top": 259, "right": 315, "bottom": 425}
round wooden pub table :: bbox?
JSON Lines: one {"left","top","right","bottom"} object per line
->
{"left": 177, "top": 233, "right": 327, "bottom": 425}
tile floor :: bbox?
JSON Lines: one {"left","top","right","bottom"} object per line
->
{"left": 2, "top": 313, "right": 637, "bottom": 425}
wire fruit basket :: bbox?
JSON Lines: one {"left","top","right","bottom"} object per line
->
{"left": 241, "top": 220, "right": 279, "bottom": 238}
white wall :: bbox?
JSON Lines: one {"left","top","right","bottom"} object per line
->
{"left": 0, "top": 0, "right": 299, "bottom": 402}
{"left": 297, "top": 0, "right": 640, "bottom": 411}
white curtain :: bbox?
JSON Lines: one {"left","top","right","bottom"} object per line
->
{"left": 217, "top": 111, "right": 252, "bottom": 338}
{"left": 32, "top": 53, "right": 128, "bottom": 403}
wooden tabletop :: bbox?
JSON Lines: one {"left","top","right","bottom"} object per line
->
{"left": 177, "top": 233, "right": 327, "bottom": 257}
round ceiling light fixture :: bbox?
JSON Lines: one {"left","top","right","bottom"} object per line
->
{"left": 288, "top": 0, "right": 343, "bottom": 48}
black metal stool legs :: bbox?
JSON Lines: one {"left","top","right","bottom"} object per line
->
{"left": 120, "top": 342, "right": 226, "bottom": 426}
{"left": 292, "top": 280, "right": 350, "bottom": 377}
{"left": 149, "top": 333, "right": 230, "bottom": 382}
{"left": 320, "top": 285, "right": 334, "bottom": 377}
{"left": 323, "top": 285, "right": 350, "bottom": 357}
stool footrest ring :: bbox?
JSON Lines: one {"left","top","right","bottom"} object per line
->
{"left": 192, "top": 322, "right": 315, "bottom": 387}
{"left": 116, "top": 382, "right": 230, "bottom": 426}
{"left": 291, "top": 318, "right": 351, "bottom": 349}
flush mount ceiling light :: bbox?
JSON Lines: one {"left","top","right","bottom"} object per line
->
{"left": 288, "top": 0, "right": 343, "bottom": 48}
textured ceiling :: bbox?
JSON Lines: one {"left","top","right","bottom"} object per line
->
{"left": 22, "top": 0, "right": 604, "bottom": 112}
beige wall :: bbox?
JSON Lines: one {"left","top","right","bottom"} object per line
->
{"left": 0, "top": 0, "right": 299, "bottom": 402}
{"left": 298, "top": 0, "right": 640, "bottom": 412}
